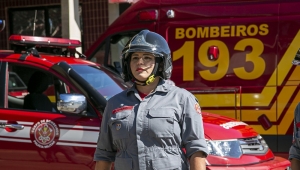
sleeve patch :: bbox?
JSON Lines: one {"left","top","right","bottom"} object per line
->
{"left": 195, "top": 103, "right": 201, "bottom": 114}
{"left": 112, "top": 106, "right": 133, "bottom": 114}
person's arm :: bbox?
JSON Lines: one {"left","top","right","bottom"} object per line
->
{"left": 181, "top": 93, "right": 208, "bottom": 168}
{"left": 289, "top": 102, "right": 300, "bottom": 168}
{"left": 93, "top": 102, "right": 117, "bottom": 167}
{"left": 189, "top": 151, "right": 206, "bottom": 170}
{"left": 95, "top": 161, "right": 112, "bottom": 170}
{"left": 291, "top": 158, "right": 300, "bottom": 170}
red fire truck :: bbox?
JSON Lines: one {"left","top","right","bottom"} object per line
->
{"left": 0, "top": 23, "right": 291, "bottom": 169}
{"left": 85, "top": 0, "right": 300, "bottom": 155}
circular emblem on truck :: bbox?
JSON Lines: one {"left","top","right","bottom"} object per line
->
{"left": 30, "top": 119, "right": 59, "bottom": 149}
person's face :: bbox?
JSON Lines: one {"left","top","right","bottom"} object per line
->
{"left": 130, "top": 52, "right": 156, "bottom": 82}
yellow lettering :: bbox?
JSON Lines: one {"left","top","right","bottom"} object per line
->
{"left": 231, "top": 26, "right": 235, "bottom": 37}
{"left": 221, "top": 26, "right": 230, "bottom": 37}
{"left": 233, "top": 38, "right": 265, "bottom": 79}
{"left": 236, "top": 25, "right": 247, "bottom": 36}
{"left": 173, "top": 41, "right": 194, "bottom": 81}
{"left": 175, "top": 24, "right": 268, "bottom": 40}
{"left": 198, "top": 40, "right": 229, "bottom": 81}
{"left": 186, "top": 27, "right": 196, "bottom": 39}
{"left": 259, "top": 24, "right": 269, "bottom": 36}
{"left": 197, "top": 27, "right": 209, "bottom": 38}
{"left": 210, "top": 27, "right": 220, "bottom": 38}
{"left": 175, "top": 28, "right": 185, "bottom": 39}
{"left": 247, "top": 24, "right": 258, "bottom": 36}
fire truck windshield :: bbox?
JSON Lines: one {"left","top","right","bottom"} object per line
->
{"left": 71, "top": 65, "right": 125, "bottom": 100}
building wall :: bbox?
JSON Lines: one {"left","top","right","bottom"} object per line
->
{"left": 82, "top": 0, "right": 108, "bottom": 52}
{"left": 0, "top": 0, "right": 108, "bottom": 52}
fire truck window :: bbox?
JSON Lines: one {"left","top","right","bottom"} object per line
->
{"left": 90, "top": 42, "right": 106, "bottom": 64}
{"left": 8, "top": 73, "right": 27, "bottom": 89}
{"left": 107, "top": 31, "right": 141, "bottom": 72}
{"left": 109, "top": 35, "right": 132, "bottom": 67}
{"left": 7, "top": 64, "right": 56, "bottom": 112}
{"left": 5, "top": 63, "right": 94, "bottom": 116}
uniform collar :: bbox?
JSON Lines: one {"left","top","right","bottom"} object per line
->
{"left": 126, "top": 78, "right": 170, "bottom": 96}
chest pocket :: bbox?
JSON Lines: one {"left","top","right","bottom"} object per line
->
{"left": 109, "top": 109, "right": 132, "bottom": 140}
{"left": 148, "top": 108, "right": 174, "bottom": 138}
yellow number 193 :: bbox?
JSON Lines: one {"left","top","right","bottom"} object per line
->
{"left": 172, "top": 38, "right": 265, "bottom": 81}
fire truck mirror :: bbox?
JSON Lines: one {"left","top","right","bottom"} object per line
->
{"left": 57, "top": 94, "right": 87, "bottom": 115}
{"left": 258, "top": 114, "right": 273, "bottom": 130}
{"left": 0, "top": 20, "right": 5, "bottom": 32}
{"left": 292, "top": 48, "right": 300, "bottom": 65}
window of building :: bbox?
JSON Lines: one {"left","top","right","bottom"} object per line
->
{"left": 8, "top": 6, "right": 83, "bottom": 38}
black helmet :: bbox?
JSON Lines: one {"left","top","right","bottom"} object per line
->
{"left": 121, "top": 30, "right": 172, "bottom": 85}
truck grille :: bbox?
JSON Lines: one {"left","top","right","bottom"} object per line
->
{"left": 238, "top": 135, "right": 269, "bottom": 155}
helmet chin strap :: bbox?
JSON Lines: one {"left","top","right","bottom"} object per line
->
{"left": 128, "top": 57, "right": 162, "bottom": 86}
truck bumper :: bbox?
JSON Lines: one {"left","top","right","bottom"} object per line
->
{"left": 207, "top": 156, "right": 291, "bottom": 170}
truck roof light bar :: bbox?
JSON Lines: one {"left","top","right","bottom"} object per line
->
{"left": 138, "top": 9, "right": 158, "bottom": 22}
{"left": 9, "top": 35, "right": 81, "bottom": 48}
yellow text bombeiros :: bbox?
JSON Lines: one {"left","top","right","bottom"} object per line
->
{"left": 175, "top": 24, "right": 269, "bottom": 39}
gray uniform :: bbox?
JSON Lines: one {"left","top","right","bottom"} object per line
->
{"left": 94, "top": 79, "right": 208, "bottom": 170}
{"left": 289, "top": 102, "right": 300, "bottom": 161}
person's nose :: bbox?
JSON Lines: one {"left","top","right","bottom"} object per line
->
{"left": 137, "top": 57, "right": 144, "bottom": 65}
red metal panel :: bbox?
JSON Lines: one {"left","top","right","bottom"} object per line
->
{"left": 109, "top": 0, "right": 139, "bottom": 3}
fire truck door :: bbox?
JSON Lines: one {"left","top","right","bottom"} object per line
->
{"left": 0, "top": 61, "right": 99, "bottom": 170}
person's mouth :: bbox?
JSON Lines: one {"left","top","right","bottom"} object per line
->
{"left": 136, "top": 68, "right": 144, "bottom": 71}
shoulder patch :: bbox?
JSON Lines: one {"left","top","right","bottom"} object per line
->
{"left": 195, "top": 103, "right": 201, "bottom": 114}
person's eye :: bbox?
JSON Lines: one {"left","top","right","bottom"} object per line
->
{"left": 132, "top": 57, "right": 139, "bottom": 60}
{"left": 144, "top": 56, "right": 153, "bottom": 60}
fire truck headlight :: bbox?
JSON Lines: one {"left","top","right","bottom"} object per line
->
{"left": 206, "top": 139, "right": 242, "bottom": 158}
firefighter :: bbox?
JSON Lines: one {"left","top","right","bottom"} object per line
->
{"left": 93, "top": 30, "right": 208, "bottom": 170}
{"left": 290, "top": 53, "right": 300, "bottom": 169}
